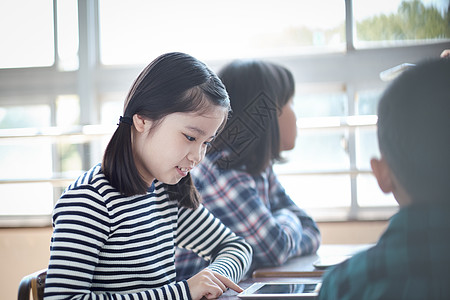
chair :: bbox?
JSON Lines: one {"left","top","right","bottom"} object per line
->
{"left": 18, "top": 269, "right": 47, "bottom": 300}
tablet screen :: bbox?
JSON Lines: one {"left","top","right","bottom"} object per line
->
{"left": 238, "top": 282, "right": 321, "bottom": 298}
{"left": 254, "top": 283, "right": 318, "bottom": 294}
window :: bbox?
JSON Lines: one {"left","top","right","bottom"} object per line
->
{"left": 0, "top": 102, "right": 54, "bottom": 217}
{"left": 274, "top": 85, "right": 397, "bottom": 220}
{"left": 1, "top": 0, "right": 448, "bottom": 226}
{"left": 56, "top": 0, "right": 79, "bottom": 70}
{"left": 0, "top": 0, "right": 54, "bottom": 69}
{"left": 98, "top": 0, "right": 346, "bottom": 65}
{"left": 353, "top": 0, "right": 450, "bottom": 48}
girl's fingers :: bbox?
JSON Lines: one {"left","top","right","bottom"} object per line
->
{"left": 214, "top": 272, "right": 243, "bottom": 293}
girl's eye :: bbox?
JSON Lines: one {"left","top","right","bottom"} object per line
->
{"left": 184, "top": 134, "right": 196, "bottom": 142}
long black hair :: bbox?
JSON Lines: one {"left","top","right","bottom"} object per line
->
{"left": 102, "top": 52, "right": 230, "bottom": 208}
{"left": 210, "top": 59, "right": 295, "bottom": 174}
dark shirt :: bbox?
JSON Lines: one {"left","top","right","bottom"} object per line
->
{"left": 318, "top": 203, "right": 450, "bottom": 300}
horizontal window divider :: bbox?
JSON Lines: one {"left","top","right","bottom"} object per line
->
{"left": 0, "top": 125, "right": 116, "bottom": 142}
{"left": 308, "top": 205, "right": 398, "bottom": 222}
{"left": 298, "top": 115, "right": 378, "bottom": 130}
{"left": 0, "top": 116, "right": 378, "bottom": 141}
{"left": 1, "top": 205, "right": 399, "bottom": 228}
{"left": 0, "top": 177, "right": 77, "bottom": 186}
{"left": 0, "top": 215, "right": 52, "bottom": 228}
{"left": 278, "top": 169, "right": 373, "bottom": 176}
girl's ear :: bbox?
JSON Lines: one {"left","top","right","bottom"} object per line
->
{"left": 133, "top": 114, "right": 149, "bottom": 133}
{"left": 370, "top": 157, "right": 394, "bottom": 194}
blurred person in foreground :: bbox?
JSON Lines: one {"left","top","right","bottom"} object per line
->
{"left": 318, "top": 58, "right": 450, "bottom": 299}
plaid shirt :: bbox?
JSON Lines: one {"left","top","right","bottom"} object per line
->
{"left": 175, "top": 151, "right": 321, "bottom": 280}
{"left": 318, "top": 203, "right": 450, "bottom": 300}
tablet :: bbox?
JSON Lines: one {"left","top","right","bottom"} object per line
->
{"left": 238, "top": 282, "right": 322, "bottom": 299}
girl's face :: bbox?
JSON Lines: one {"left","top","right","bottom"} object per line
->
{"left": 132, "top": 107, "right": 226, "bottom": 186}
{"left": 278, "top": 97, "right": 297, "bottom": 151}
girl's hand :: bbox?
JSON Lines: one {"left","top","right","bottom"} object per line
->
{"left": 186, "top": 269, "right": 243, "bottom": 300}
{"left": 441, "top": 49, "right": 450, "bottom": 58}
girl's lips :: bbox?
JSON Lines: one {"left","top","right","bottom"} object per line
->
{"left": 176, "top": 166, "right": 191, "bottom": 177}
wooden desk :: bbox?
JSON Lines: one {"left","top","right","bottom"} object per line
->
{"left": 252, "top": 244, "right": 373, "bottom": 278}
{"left": 218, "top": 244, "right": 373, "bottom": 299}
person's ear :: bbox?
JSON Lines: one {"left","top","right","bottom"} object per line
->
{"left": 132, "top": 114, "right": 150, "bottom": 133}
{"left": 370, "top": 157, "right": 394, "bottom": 194}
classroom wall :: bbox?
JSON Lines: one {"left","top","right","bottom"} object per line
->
{"left": 0, "top": 221, "right": 388, "bottom": 299}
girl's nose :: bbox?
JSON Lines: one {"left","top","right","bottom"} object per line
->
{"left": 187, "top": 145, "right": 205, "bottom": 165}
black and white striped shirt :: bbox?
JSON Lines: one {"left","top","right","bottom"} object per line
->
{"left": 44, "top": 164, "right": 252, "bottom": 299}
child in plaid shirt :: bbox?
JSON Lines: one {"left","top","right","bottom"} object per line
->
{"left": 176, "top": 59, "right": 321, "bottom": 279}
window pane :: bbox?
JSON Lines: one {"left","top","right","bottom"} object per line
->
{"left": 56, "top": 95, "right": 80, "bottom": 127}
{"left": 57, "top": 0, "right": 79, "bottom": 70}
{"left": 99, "top": 0, "right": 346, "bottom": 65}
{"left": 357, "top": 174, "right": 397, "bottom": 207}
{"left": 357, "top": 90, "right": 382, "bottom": 115}
{"left": 356, "top": 127, "right": 379, "bottom": 170}
{"left": 278, "top": 174, "right": 351, "bottom": 208}
{"left": 0, "top": 141, "right": 53, "bottom": 179}
{"left": 0, "top": 104, "right": 51, "bottom": 129}
{"left": 294, "top": 92, "right": 347, "bottom": 118}
{"left": 276, "top": 129, "right": 350, "bottom": 172}
{"left": 0, "top": 183, "right": 53, "bottom": 215}
{"left": 0, "top": 0, "right": 54, "bottom": 68}
{"left": 99, "top": 93, "right": 126, "bottom": 125}
{"left": 57, "top": 142, "right": 82, "bottom": 173}
{"left": 0, "top": 104, "right": 53, "bottom": 179}
{"left": 354, "top": 0, "right": 450, "bottom": 48}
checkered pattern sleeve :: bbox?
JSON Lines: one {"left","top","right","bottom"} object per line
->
{"left": 176, "top": 154, "right": 321, "bottom": 279}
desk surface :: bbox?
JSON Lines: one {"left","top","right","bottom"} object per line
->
{"left": 17, "top": 245, "right": 370, "bottom": 300}
{"left": 219, "top": 244, "right": 373, "bottom": 299}
{"left": 252, "top": 244, "right": 373, "bottom": 278}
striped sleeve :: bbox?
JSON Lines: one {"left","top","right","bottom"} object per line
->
{"left": 44, "top": 182, "right": 191, "bottom": 300}
{"left": 176, "top": 205, "right": 252, "bottom": 283}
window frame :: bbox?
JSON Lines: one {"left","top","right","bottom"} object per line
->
{"left": 0, "top": 0, "right": 449, "bottom": 226}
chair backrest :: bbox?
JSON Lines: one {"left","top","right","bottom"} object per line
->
{"left": 18, "top": 269, "right": 47, "bottom": 300}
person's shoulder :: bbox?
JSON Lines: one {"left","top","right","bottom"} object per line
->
{"left": 320, "top": 247, "right": 380, "bottom": 299}
{"left": 62, "top": 164, "right": 102, "bottom": 191}
{"left": 60, "top": 163, "right": 123, "bottom": 204}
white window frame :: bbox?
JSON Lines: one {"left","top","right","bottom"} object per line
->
{"left": 0, "top": 0, "right": 449, "bottom": 226}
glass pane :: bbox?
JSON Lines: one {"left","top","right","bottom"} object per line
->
{"left": 0, "top": 141, "right": 53, "bottom": 179}
{"left": 294, "top": 92, "right": 347, "bottom": 118}
{"left": 354, "top": 0, "right": 450, "bottom": 48}
{"left": 0, "top": 104, "right": 53, "bottom": 179}
{"left": 0, "top": 104, "right": 51, "bottom": 129}
{"left": 0, "top": 0, "right": 54, "bottom": 68}
{"left": 356, "top": 127, "right": 379, "bottom": 170}
{"left": 275, "top": 129, "right": 350, "bottom": 172}
{"left": 100, "top": 93, "right": 126, "bottom": 125}
{"left": 277, "top": 174, "right": 351, "bottom": 208}
{"left": 57, "top": 143, "right": 82, "bottom": 173}
{"left": 99, "top": 0, "right": 346, "bottom": 65}
{"left": 56, "top": 95, "right": 80, "bottom": 127}
{"left": 357, "top": 89, "right": 382, "bottom": 115}
{"left": 57, "top": 0, "right": 79, "bottom": 70}
{"left": 0, "top": 183, "right": 53, "bottom": 215}
{"left": 357, "top": 174, "right": 397, "bottom": 207}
